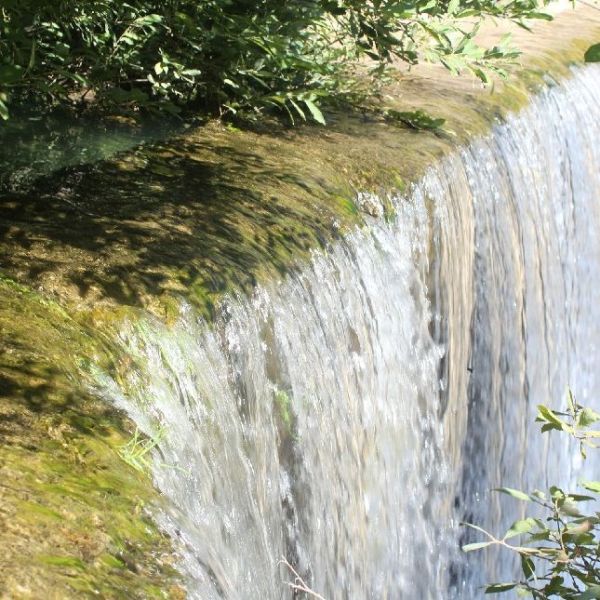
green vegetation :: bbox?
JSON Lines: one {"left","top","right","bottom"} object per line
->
{"left": 0, "top": 0, "right": 559, "bottom": 123}
{"left": 383, "top": 108, "right": 447, "bottom": 131}
{"left": 0, "top": 276, "right": 183, "bottom": 598}
{"left": 274, "top": 388, "right": 294, "bottom": 432}
{"left": 118, "top": 426, "right": 166, "bottom": 473}
{"left": 2, "top": 18, "right": 597, "bottom": 321}
{"left": 464, "top": 392, "right": 600, "bottom": 598}
{"left": 0, "top": 3, "right": 598, "bottom": 598}
{"left": 584, "top": 43, "right": 600, "bottom": 62}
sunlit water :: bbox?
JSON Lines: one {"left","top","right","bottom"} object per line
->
{"left": 94, "top": 65, "right": 600, "bottom": 598}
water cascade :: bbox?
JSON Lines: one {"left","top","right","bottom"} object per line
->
{"left": 94, "top": 65, "right": 600, "bottom": 598}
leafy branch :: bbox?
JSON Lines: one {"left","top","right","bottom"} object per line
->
{"left": 463, "top": 391, "right": 600, "bottom": 598}
{"left": 0, "top": 0, "right": 562, "bottom": 123}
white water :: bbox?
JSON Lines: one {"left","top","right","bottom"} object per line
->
{"left": 95, "top": 65, "right": 600, "bottom": 598}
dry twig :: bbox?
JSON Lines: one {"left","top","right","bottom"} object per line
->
{"left": 279, "top": 557, "right": 327, "bottom": 600}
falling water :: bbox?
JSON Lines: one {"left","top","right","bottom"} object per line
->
{"left": 94, "top": 65, "right": 600, "bottom": 598}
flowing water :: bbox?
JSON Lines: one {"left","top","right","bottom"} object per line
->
{"left": 94, "top": 65, "right": 600, "bottom": 598}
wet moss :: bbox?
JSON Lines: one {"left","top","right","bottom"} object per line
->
{"left": 0, "top": 278, "right": 182, "bottom": 598}
{"left": 274, "top": 389, "right": 294, "bottom": 434}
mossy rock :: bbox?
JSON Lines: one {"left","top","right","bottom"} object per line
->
{"left": 1, "top": 9, "right": 599, "bottom": 322}
{"left": 0, "top": 278, "right": 183, "bottom": 598}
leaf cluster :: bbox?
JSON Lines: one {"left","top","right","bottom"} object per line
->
{"left": 463, "top": 392, "right": 600, "bottom": 598}
{"left": 0, "top": 0, "right": 557, "bottom": 123}
{"left": 536, "top": 391, "right": 600, "bottom": 459}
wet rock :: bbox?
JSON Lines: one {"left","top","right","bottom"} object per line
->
{"left": 355, "top": 192, "right": 384, "bottom": 218}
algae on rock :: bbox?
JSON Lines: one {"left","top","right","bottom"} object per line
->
{"left": 0, "top": 278, "right": 183, "bottom": 598}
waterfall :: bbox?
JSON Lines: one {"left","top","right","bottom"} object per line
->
{"left": 94, "top": 64, "right": 600, "bottom": 598}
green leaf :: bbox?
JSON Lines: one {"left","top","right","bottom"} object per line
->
{"left": 447, "top": 0, "right": 460, "bottom": 15}
{"left": 290, "top": 99, "right": 307, "bottom": 121}
{"left": 529, "top": 529, "right": 551, "bottom": 542}
{"left": 532, "top": 489, "right": 546, "bottom": 500}
{"left": 304, "top": 99, "right": 326, "bottom": 125}
{"left": 462, "top": 541, "right": 493, "bottom": 552}
{"left": 579, "top": 408, "right": 600, "bottom": 427}
{"left": 544, "top": 577, "right": 567, "bottom": 596}
{"left": 568, "top": 494, "right": 596, "bottom": 502}
{"left": 0, "top": 98, "right": 8, "bottom": 121}
{"left": 504, "top": 517, "right": 536, "bottom": 539}
{"left": 581, "top": 481, "right": 600, "bottom": 493}
{"left": 485, "top": 583, "right": 517, "bottom": 594}
{"left": 577, "top": 585, "right": 600, "bottom": 599}
{"left": 132, "top": 14, "right": 163, "bottom": 27}
{"left": 537, "top": 405, "right": 565, "bottom": 429}
{"left": 526, "top": 12, "right": 553, "bottom": 21}
{"left": 585, "top": 44, "right": 600, "bottom": 63}
{"left": 521, "top": 555, "right": 535, "bottom": 579}
{"left": 541, "top": 422, "right": 559, "bottom": 433}
{"left": 473, "top": 68, "right": 490, "bottom": 85}
{"left": 494, "top": 487, "right": 531, "bottom": 501}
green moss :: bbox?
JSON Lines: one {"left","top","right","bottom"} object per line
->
{"left": 274, "top": 389, "right": 293, "bottom": 432}
{"left": 0, "top": 279, "right": 182, "bottom": 599}
{"left": 5, "top": 12, "right": 597, "bottom": 322}
{"left": 38, "top": 556, "right": 87, "bottom": 569}
{"left": 0, "top": 44, "right": 486, "bottom": 316}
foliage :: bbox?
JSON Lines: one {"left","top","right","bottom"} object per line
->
{"left": 383, "top": 108, "right": 446, "bottom": 131}
{"left": 463, "top": 391, "right": 600, "bottom": 598}
{"left": 584, "top": 43, "right": 600, "bottom": 63}
{"left": 118, "top": 425, "right": 165, "bottom": 473}
{"left": 0, "top": 0, "right": 558, "bottom": 123}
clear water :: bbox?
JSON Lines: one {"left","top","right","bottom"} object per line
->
{"left": 0, "top": 109, "right": 177, "bottom": 191}
{"left": 94, "top": 65, "right": 600, "bottom": 598}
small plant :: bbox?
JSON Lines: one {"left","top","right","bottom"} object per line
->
{"left": 383, "top": 108, "right": 446, "bottom": 131}
{"left": 118, "top": 426, "right": 165, "bottom": 474}
{"left": 274, "top": 388, "right": 293, "bottom": 431}
{"left": 536, "top": 391, "right": 600, "bottom": 459}
{"left": 463, "top": 391, "right": 600, "bottom": 598}
{"left": 0, "top": 0, "right": 558, "bottom": 122}
{"left": 584, "top": 43, "right": 600, "bottom": 63}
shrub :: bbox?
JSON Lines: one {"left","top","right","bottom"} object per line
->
{"left": 0, "top": 1, "right": 556, "bottom": 122}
